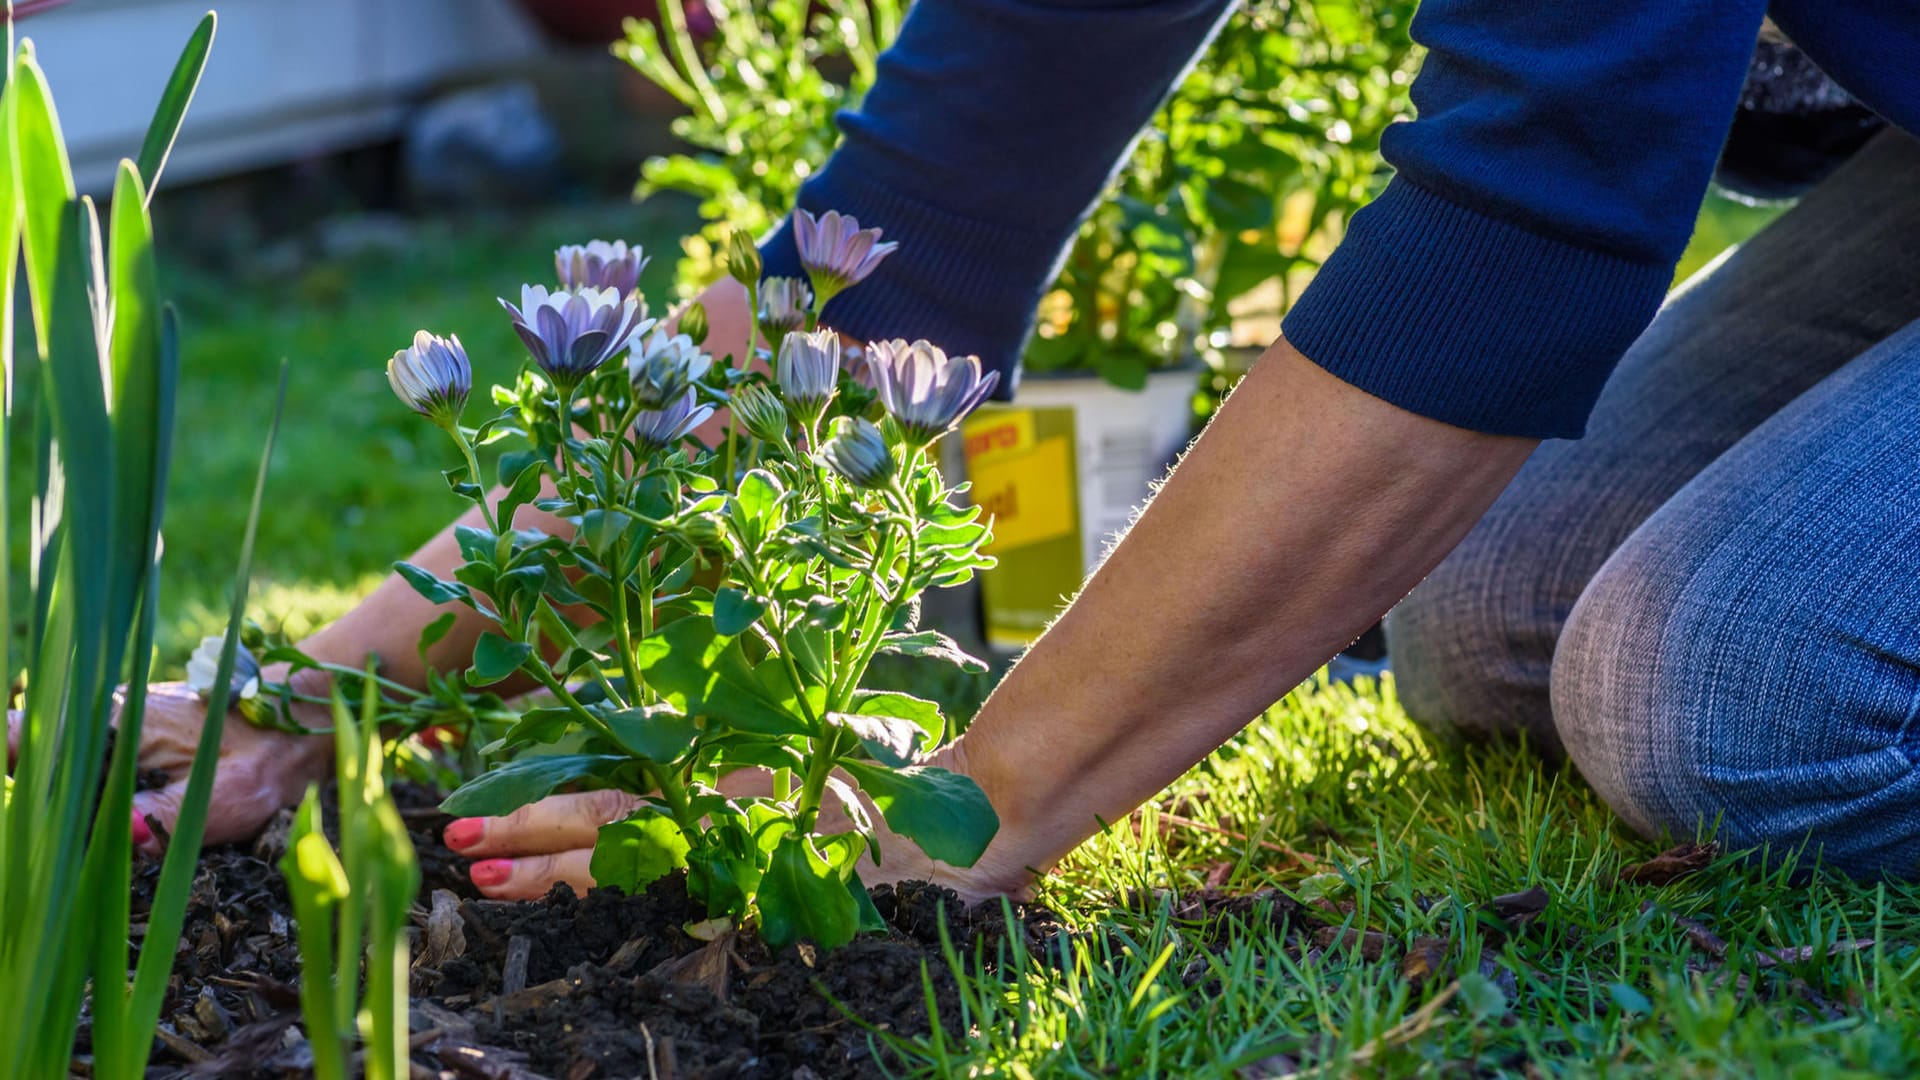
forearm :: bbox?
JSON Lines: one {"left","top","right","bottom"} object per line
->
{"left": 951, "top": 339, "right": 1537, "bottom": 879}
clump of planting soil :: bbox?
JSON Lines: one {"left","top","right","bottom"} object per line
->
{"left": 101, "top": 784, "right": 1066, "bottom": 1080}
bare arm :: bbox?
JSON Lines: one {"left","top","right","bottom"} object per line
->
{"left": 938, "top": 337, "right": 1536, "bottom": 895}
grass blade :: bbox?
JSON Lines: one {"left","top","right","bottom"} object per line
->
{"left": 121, "top": 361, "right": 287, "bottom": 1064}
{"left": 133, "top": 11, "right": 214, "bottom": 201}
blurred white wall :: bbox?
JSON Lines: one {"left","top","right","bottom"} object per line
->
{"left": 25, "top": 0, "right": 548, "bottom": 193}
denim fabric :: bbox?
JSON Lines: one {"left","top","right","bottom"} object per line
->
{"left": 1385, "top": 129, "right": 1920, "bottom": 877}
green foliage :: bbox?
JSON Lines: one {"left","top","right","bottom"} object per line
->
{"left": 617, "top": 0, "right": 901, "bottom": 293}
{"left": 0, "top": 15, "right": 284, "bottom": 1078}
{"left": 279, "top": 684, "right": 421, "bottom": 1080}
{"left": 410, "top": 239, "right": 997, "bottom": 950}
{"left": 1030, "top": 0, "right": 1422, "bottom": 389}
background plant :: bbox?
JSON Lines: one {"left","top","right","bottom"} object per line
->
{"left": 399, "top": 222, "right": 998, "bottom": 949}
{"left": 280, "top": 684, "right": 420, "bottom": 1080}
{"left": 616, "top": 0, "right": 900, "bottom": 294}
{"left": 0, "top": 14, "right": 283, "bottom": 1076}
{"left": 1026, "top": 0, "right": 1421, "bottom": 392}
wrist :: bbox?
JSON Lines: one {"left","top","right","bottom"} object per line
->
{"left": 261, "top": 661, "right": 338, "bottom": 780}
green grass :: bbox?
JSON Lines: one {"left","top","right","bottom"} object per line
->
{"left": 150, "top": 197, "right": 695, "bottom": 666}
{"left": 875, "top": 675, "right": 1920, "bottom": 1078}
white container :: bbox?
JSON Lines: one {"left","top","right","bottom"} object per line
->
{"left": 955, "top": 368, "right": 1196, "bottom": 651}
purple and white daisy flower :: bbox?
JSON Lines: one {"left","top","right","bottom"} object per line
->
{"left": 499, "top": 284, "right": 653, "bottom": 389}
{"left": 556, "top": 240, "right": 649, "bottom": 297}
{"left": 793, "top": 209, "right": 898, "bottom": 304}
{"left": 865, "top": 339, "right": 1000, "bottom": 447}
{"left": 632, "top": 389, "right": 716, "bottom": 454}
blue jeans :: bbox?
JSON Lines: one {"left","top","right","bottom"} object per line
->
{"left": 1386, "top": 130, "right": 1920, "bottom": 878}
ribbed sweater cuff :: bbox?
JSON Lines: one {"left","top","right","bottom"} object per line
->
{"left": 759, "top": 155, "right": 1066, "bottom": 402}
{"left": 1281, "top": 179, "right": 1675, "bottom": 439}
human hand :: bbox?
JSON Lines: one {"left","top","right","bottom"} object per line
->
{"left": 444, "top": 746, "right": 1038, "bottom": 903}
{"left": 8, "top": 675, "right": 333, "bottom": 858}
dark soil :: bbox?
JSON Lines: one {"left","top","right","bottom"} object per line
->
{"left": 95, "top": 782, "right": 1071, "bottom": 1080}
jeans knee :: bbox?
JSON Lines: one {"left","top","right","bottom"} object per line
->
{"left": 1554, "top": 531, "right": 1920, "bottom": 880}
{"left": 1388, "top": 540, "right": 1563, "bottom": 754}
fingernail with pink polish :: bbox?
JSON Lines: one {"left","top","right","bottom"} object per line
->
{"left": 444, "top": 817, "right": 484, "bottom": 851}
{"left": 131, "top": 812, "right": 152, "bottom": 847}
{"left": 470, "top": 859, "right": 511, "bottom": 887}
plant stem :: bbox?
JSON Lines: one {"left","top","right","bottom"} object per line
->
{"left": 611, "top": 541, "right": 646, "bottom": 705}
{"left": 794, "top": 729, "right": 845, "bottom": 832}
{"left": 450, "top": 427, "right": 499, "bottom": 535}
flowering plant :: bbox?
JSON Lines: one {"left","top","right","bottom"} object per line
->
{"left": 391, "top": 214, "right": 1000, "bottom": 948}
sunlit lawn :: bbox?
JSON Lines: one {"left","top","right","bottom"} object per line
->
{"left": 883, "top": 676, "right": 1920, "bottom": 1077}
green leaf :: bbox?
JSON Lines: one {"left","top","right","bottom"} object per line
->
{"left": 125, "top": 367, "right": 288, "bottom": 1072}
{"left": 1609, "top": 982, "right": 1652, "bottom": 1016}
{"left": 879, "top": 630, "right": 989, "bottom": 675}
{"left": 454, "top": 525, "right": 497, "bottom": 565}
{"left": 839, "top": 762, "right": 998, "bottom": 868}
{"left": 851, "top": 689, "right": 944, "bottom": 746}
{"left": 135, "top": 12, "right": 215, "bottom": 199}
{"left": 730, "top": 468, "right": 784, "bottom": 548}
{"left": 827, "top": 711, "right": 922, "bottom": 768}
{"left": 600, "top": 704, "right": 700, "bottom": 762}
{"left": 634, "top": 618, "right": 810, "bottom": 736}
{"left": 591, "top": 810, "right": 691, "bottom": 893}
{"left": 417, "top": 612, "right": 457, "bottom": 662}
{"left": 713, "top": 586, "right": 767, "bottom": 635}
{"left": 394, "top": 562, "right": 470, "bottom": 606}
{"left": 497, "top": 448, "right": 541, "bottom": 487}
{"left": 848, "top": 871, "right": 888, "bottom": 933}
{"left": 483, "top": 707, "right": 578, "bottom": 754}
{"left": 758, "top": 834, "right": 859, "bottom": 950}
{"left": 469, "top": 632, "right": 531, "bottom": 686}
{"left": 440, "top": 754, "right": 627, "bottom": 818}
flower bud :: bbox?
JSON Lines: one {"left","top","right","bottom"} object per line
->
{"left": 732, "top": 384, "right": 790, "bottom": 446}
{"left": 776, "top": 328, "right": 841, "bottom": 426}
{"left": 756, "top": 276, "right": 812, "bottom": 340}
{"left": 628, "top": 329, "right": 713, "bottom": 408}
{"left": 678, "top": 300, "right": 710, "bottom": 346}
{"left": 674, "top": 511, "right": 728, "bottom": 550}
{"left": 387, "top": 330, "right": 471, "bottom": 427}
{"left": 726, "top": 229, "right": 762, "bottom": 289}
{"left": 819, "top": 416, "right": 894, "bottom": 489}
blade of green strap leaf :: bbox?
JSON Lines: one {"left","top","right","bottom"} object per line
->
{"left": 14, "top": 43, "right": 75, "bottom": 350}
{"left": 123, "top": 361, "right": 287, "bottom": 1065}
{"left": 11, "top": 194, "right": 115, "bottom": 1058}
{"left": 85, "top": 160, "right": 170, "bottom": 1076}
{"left": 134, "top": 11, "right": 214, "bottom": 202}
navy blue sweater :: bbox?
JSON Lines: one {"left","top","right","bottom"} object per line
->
{"left": 760, "top": 1, "right": 1919, "bottom": 438}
